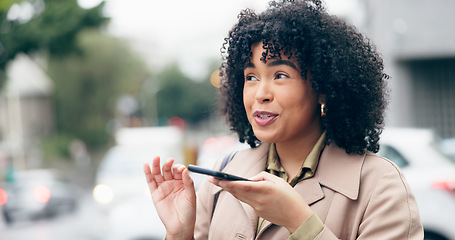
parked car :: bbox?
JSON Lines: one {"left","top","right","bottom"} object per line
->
{"left": 0, "top": 169, "right": 78, "bottom": 224}
{"left": 93, "top": 126, "right": 184, "bottom": 240}
{"left": 378, "top": 128, "right": 455, "bottom": 240}
{"left": 439, "top": 137, "right": 455, "bottom": 162}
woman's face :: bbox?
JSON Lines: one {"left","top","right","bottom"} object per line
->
{"left": 243, "top": 43, "right": 321, "bottom": 145}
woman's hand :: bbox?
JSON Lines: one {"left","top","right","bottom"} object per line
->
{"left": 210, "top": 172, "right": 312, "bottom": 233}
{"left": 143, "top": 156, "right": 196, "bottom": 240}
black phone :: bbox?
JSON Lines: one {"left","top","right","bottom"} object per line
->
{"left": 187, "top": 165, "right": 250, "bottom": 181}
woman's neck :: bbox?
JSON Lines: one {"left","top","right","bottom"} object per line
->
{"left": 274, "top": 128, "right": 322, "bottom": 179}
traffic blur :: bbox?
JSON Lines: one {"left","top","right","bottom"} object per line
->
{"left": 0, "top": 169, "right": 78, "bottom": 225}
{"left": 378, "top": 128, "right": 455, "bottom": 240}
{"left": 0, "top": 126, "right": 245, "bottom": 240}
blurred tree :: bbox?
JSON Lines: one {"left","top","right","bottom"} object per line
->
{"left": 151, "top": 62, "right": 218, "bottom": 126}
{"left": 44, "top": 29, "right": 149, "bottom": 157}
{"left": 0, "top": 0, "right": 107, "bottom": 86}
{"left": 0, "top": 0, "right": 17, "bottom": 11}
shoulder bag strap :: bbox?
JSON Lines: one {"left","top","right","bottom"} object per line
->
{"left": 210, "top": 151, "right": 237, "bottom": 222}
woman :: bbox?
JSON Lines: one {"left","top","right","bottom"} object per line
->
{"left": 144, "top": 0, "right": 424, "bottom": 239}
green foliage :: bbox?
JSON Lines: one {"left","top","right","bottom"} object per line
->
{"left": 40, "top": 134, "right": 73, "bottom": 160}
{"left": 0, "top": 0, "right": 108, "bottom": 86}
{"left": 47, "top": 29, "right": 149, "bottom": 150}
{"left": 151, "top": 62, "right": 219, "bottom": 126}
{"left": 0, "top": 0, "right": 17, "bottom": 11}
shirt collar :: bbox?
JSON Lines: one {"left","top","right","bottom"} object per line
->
{"left": 266, "top": 132, "right": 327, "bottom": 184}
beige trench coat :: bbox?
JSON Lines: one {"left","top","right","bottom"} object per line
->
{"left": 194, "top": 143, "right": 424, "bottom": 240}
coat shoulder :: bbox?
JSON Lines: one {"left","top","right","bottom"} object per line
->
{"left": 362, "top": 151, "right": 406, "bottom": 179}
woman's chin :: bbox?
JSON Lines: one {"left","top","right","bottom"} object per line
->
{"left": 252, "top": 132, "right": 278, "bottom": 144}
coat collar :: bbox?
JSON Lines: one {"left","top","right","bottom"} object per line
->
{"left": 314, "top": 143, "right": 365, "bottom": 200}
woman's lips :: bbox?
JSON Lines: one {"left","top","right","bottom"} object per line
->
{"left": 253, "top": 111, "right": 278, "bottom": 126}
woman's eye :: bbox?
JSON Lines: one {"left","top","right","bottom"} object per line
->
{"left": 245, "top": 75, "right": 258, "bottom": 81}
{"left": 275, "top": 73, "right": 289, "bottom": 79}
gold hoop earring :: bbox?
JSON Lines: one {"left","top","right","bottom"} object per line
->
{"left": 321, "top": 104, "right": 326, "bottom": 117}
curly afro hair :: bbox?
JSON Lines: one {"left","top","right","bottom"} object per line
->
{"left": 218, "top": 0, "right": 389, "bottom": 155}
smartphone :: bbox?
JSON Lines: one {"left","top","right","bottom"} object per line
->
{"left": 187, "top": 165, "right": 250, "bottom": 181}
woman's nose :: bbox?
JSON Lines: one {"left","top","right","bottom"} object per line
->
{"left": 255, "top": 81, "right": 273, "bottom": 103}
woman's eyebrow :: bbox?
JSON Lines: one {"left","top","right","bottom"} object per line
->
{"left": 244, "top": 62, "right": 255, "bottom": 69}
{"left": 267, "top": 59, "right": 298, "bottom": 70}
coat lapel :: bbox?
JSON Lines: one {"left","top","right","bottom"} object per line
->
{"left": 315, "top": 143, "right": 365, "bottom": 200}
{"left": 294, "top": 178, "right": 325, "bottom": 205}
{"left": 210, "top": 143, "right": 270, "bottom": 235}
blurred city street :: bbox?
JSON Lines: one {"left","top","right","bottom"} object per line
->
{"left": 0, "top": 189, "right": 108, "bottom": 240}
{"left": 0, "top": 128, "right": 243, "bottom": 240}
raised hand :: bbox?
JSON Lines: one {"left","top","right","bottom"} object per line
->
{"left": 144, "top": 156, "right": 196, "bottom": 240}
{"left": 210, "top": 172, "right": 312, "bottom": 233}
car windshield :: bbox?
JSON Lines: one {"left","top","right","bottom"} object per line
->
{"left": 99, "top": 146, "right": 176, "bottom": 175}
{"left": 436, "top": 138, "right": 455, "bottom": 163}
{"left": 378, "top": 145, "right": 409, "bottom": 168}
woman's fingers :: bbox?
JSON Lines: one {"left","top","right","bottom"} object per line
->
{"left": 162, "top": 158, "right": 175, "bottom": 181}
{"left": 172, "top": 164, "right": 185, "bottom": 180}
{"left": 143, "top": 162, "right": 157, "bottom": 192}
{"left": 146, "top": 157, "right": 192, "bottom": 193}
{"left": 213, "top": 177, "right": 260, "bottom": 191}
{"left": 171, "top": 164, "right": 196, "bottom": 203}
{"left": 249, "top": 171, "right": 272, "bottom": 181}
{"left": 182, "top": 168, "right": 196, "bottom": 204}
{"left": 209, "top": 172, "right": 283, "bottom": 204}
{"left": 213, "top": 179, "right": 260, "bottom": 208}
{"left": 143, "top": 157, "right": 197, "bottom": 238}
{"left": 151, "top": 156, "right": 165, "bottom": 184}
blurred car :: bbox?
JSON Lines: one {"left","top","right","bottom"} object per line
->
{"left": 191, "top": 134, "right": 250, "bottom": 187}
{"left": 92, "top": 126, "right": 184, "bottom": 240}
{"left": 439, "top": 137, "right": 455, "bottom": 162}
{"left": 379, "top": 128, "right": 455, "bottom": 240}
{"left": 0, "top": 168, "right": 78, "bottom": 224}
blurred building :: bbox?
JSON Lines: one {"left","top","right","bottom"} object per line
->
{"left": 357, "top": 0, "right": 455, "bottom": 139}
{"left": 0, "top": 53, "right": 54, "bottom": 170}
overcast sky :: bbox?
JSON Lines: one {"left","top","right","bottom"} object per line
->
{"left": 79, "top": 0, "right": 360, "bottom": 79}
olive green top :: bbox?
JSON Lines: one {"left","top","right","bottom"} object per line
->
{"left": 256, "top": 132, "right": 326, "bottom": 239}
